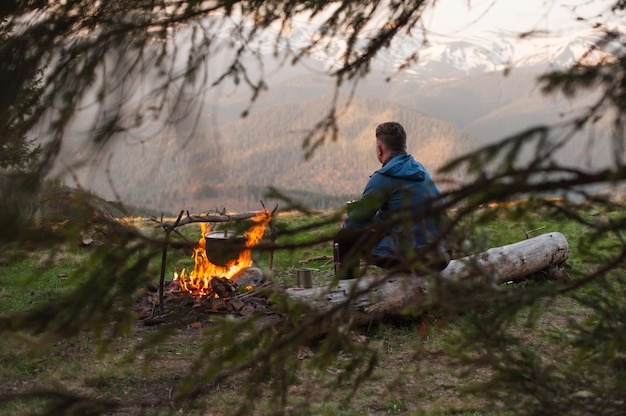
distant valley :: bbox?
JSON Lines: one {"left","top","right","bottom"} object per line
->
{"left": 61, "top": 23, "right": 619, "bottom": 214}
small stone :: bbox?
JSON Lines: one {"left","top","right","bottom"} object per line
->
{"left": 231, "top": 267, "right": 265, "bottom": 287}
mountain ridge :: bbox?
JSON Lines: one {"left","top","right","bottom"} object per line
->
{"left": 79, "top": 93, "right": 476, "bottom": 212}
{"left": 62, "top": 21, "right": 622, "bottom": 212}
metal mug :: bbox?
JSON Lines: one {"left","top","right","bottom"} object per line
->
{"left": 296, "top": 268, "right": 315, "bottom": 288}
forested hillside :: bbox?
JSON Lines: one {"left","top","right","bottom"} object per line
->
{"left": 69, "top": 67, "right": 610, "bottom": 215}
{"left": 80, "top": 92, "right": 477, "bottom": 213}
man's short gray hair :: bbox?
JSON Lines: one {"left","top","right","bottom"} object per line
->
{"left": 375, "top": 122, "right": 406, "bottom": 152}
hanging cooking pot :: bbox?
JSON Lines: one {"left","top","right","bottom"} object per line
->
{"left": 204, "top": 230, "right": 247, "bottom": 267}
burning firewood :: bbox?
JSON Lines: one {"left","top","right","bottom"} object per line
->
{"left": 210, "top": 277, "right": 239, "bottom": 299}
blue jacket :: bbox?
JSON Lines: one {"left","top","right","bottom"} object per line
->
{"left": 343, "top": 153, "right": 445, "bottom": 259}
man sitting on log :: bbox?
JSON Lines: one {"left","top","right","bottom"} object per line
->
{"left": 334, "top": 121, "right": 450, "bottom": 279}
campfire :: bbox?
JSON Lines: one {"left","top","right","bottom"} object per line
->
{"left": 174, "top": 210, "right": 272, "bottom": 298}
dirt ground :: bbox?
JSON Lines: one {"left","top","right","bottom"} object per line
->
{"left": 121, "top": 279, "right": 491, "bottom": 415}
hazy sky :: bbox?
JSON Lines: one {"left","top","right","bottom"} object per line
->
{"left": 424, "top": 0, "right": 619, "bottom": 36}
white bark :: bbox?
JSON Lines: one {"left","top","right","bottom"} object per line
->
{"left": 441, "top": 231, "right": 569, "bottom": 284}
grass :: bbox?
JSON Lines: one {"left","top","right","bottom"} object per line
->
{"left": 0, "top": 252, "right": 82, "bottom": 314}
{"left": 0, "top": 200, "right": 624, "bottom": 415}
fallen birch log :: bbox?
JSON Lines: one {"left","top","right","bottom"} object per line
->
{"left": 440, "top": 231, "right": 569, "bottom": 283}
{"left": 284, "top": 232, "right": 569, "bottom": 326}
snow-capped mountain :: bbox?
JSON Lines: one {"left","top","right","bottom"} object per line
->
{"left": 244, "top": 17, "right": 624, "bottom": 81}
{"left": 203, "top": 13, "right": 623, "bottom": 86}
{"left": 364, "top": 24, "right": 624, "bottom": 79}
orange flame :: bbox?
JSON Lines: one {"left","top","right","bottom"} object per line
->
{"left": 175, "top": 211, "right": 271, "bottom": 297}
